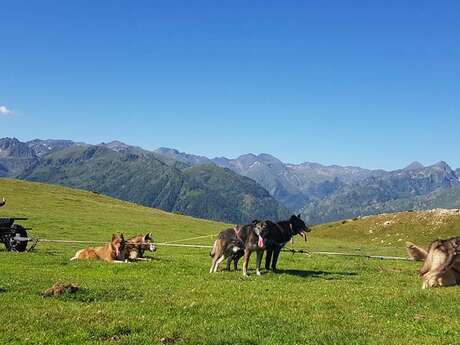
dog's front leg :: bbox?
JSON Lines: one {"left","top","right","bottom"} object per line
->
{"left": 272, "top": 249, "right": 281, "bottom": 272}
{"left": 112, "top": 260, "right": 130, "bottom": 264}
{"left": 243, "top": 250, "right": 251, "bottom": 276}
{"left": 256, "top": 250, "right": 264, "bottom": 276}
{"left": 225, "top": 257, "right": 232, "bottom": 271}
{"left": 265, "top": 249, "right": 273, "bottom": 271}
{"left": 210, "top": 258, "right": 217, "bottom": 273}
{"left": 214, "top": 255, "right": 226, "bottom": 273}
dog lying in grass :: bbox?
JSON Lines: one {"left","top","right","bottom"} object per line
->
{"left": 126, "top": 233, "right": 156, "bottom": 261}
{"left": 210, "top": 220, "right": 271, "bottom": 276}
{"left": 70, "top": 233, "right": 128, "bottom": 263}
{"left": 407, "top": 238, "right": 460, "bottom": 289}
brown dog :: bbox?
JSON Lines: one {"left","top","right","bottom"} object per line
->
{"left": 209, "top": 220, "right": 271, "bottom": 276}
{"left": 70, "top": 234, "right": 127, "bottom": 263}
{"left": 126, "top": 233, "right": 156, "bottom": 261}
{"left": 407, "top": 238, "right": 460, "bottom": 289}
{"left": 209, "top": 227, "right": 245, "bottom": 273}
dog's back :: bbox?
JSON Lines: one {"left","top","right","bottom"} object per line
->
{"left": 70, "top": 234, "right": 126, "bottom": 263}
{"left": 71, "top": 244, "right": 112, "bottom": 262}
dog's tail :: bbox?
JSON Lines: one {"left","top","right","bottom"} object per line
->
{"left": 70, "top": 249, "right": 83, "bottom": 261}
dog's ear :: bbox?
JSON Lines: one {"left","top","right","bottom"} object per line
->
{"left": 144, "top": 233, "right": 151, "bottom": 241}
{"left": 112, "top": 234, "right": 116, "bottom": 240}
{"left": 297, "top": 214, "right": 302, "bottom": 219}
{"left": 251, "top": 219, "right": 259, "bottom": 224}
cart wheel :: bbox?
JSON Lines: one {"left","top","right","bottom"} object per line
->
{"left": 5, "top": 225, "right": 28, "bottom": 252}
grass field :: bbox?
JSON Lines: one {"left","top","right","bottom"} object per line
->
{"left": 1, "top": 179, "right": 460, "bottom": 345}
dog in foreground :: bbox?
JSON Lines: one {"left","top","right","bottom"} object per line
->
{"left": 407, "top": 237, "right": 460, "bottom": 289}
{"left": 210, "top": 220, "right": 270, "bottom": 276}
{"left": 70, "top": 233, "right": 156, "bottom": 263}
{"left": 210, "top": 214, "right": 310, "bottom": 276}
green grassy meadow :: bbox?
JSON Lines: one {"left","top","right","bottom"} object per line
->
{"left": 1, "top": 179, "right": 460, "bottom": 345}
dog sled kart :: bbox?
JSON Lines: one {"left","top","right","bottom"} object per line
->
{"left": 0, "top": 198, "right": 35, "bottom": 252}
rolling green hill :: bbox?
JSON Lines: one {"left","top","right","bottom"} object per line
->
{"left": 1, "top": 179, "right": 460, "bottom": 345}
{"left": 0, "top": 178, "right": 225, "bottom": 243}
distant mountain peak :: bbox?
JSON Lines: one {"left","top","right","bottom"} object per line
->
{"left": 154, "top": 147, "right": 211, "bottom": 166}
{"left": 102, "top": 140, "right": 128, "bottom": 147}
{"left": 106, "top": 140, "right": 126, "bottom": 145}
{"left": 156, "top": 147, "right": 180, "bottom": 154}
{"left": 431, "top": 161, "right": 452, "bottom": 170}
{"left": 99, "top": 140, "right": 134, "bottom": 153}
{"left": 404, "top": 161, "right": 425, "bottom": 171}
{"left": 257, "top": 153, "right": 281, "bottom": 161}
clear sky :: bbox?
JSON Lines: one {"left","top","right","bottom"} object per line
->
{"left": 1, "top": 1, "right": 459, "bottom": 170}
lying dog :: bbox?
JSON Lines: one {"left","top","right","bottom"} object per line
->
{"left": 263, "top": 214, "right": 311, "bottom": 272}
{"left": 407, "top": 238, "right": 460, "bottom": 289}
{"left": 70, "top": 233, "right": 127, "bottom": 263}
{"left": 126, "top": 233, "right": 156, "bottom": 261}
{"left": 209, "top": 220, "right": 270, "bottom": 276}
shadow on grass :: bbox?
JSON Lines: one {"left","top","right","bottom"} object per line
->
{"left": 276, "top": 269, "right": 358, "bottom": 279}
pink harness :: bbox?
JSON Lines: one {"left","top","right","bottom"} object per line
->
{"left": 234, "top": 225, "right": 243, "bottom": 241}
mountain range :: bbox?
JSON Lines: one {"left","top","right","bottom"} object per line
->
{"left": 1, "top": 137, "right": 459, "bottom": 224}
{"left": 154, "top": 148, "right": 460, "bottom": 224}
{"left": 0, "top": 138, "right": 287, "bottom": 224}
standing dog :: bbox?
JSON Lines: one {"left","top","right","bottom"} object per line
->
{"left": 264, "top": 214, "right": 311, "bottom": 272}
{"left": 70, "top": 233, "right": 127, "bottom": 263}
{"left": 407, "top": 238, "right": 460, "bottom": 289}
{"left": 209, "top": 227, "right": 245, "bottom": 273}
{"left": 126, "top": 233, "right": 156, "bottom": 261}
{"left": 209, "top": 220, "right": 270, "bottom": 276}
{"left": 241, "top": 220, "right": 271, "bottom": 276}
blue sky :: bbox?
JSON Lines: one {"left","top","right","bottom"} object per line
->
{"left": 1, "top": 1, "right": 459, "bottom": 170}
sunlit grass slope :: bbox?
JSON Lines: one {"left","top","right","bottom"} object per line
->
{"left": 0, "top": 179, "right": 459, "bottom": 345}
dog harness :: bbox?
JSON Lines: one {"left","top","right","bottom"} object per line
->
{"left": 234, "top": 225, "right": 243, "bottom": 241}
